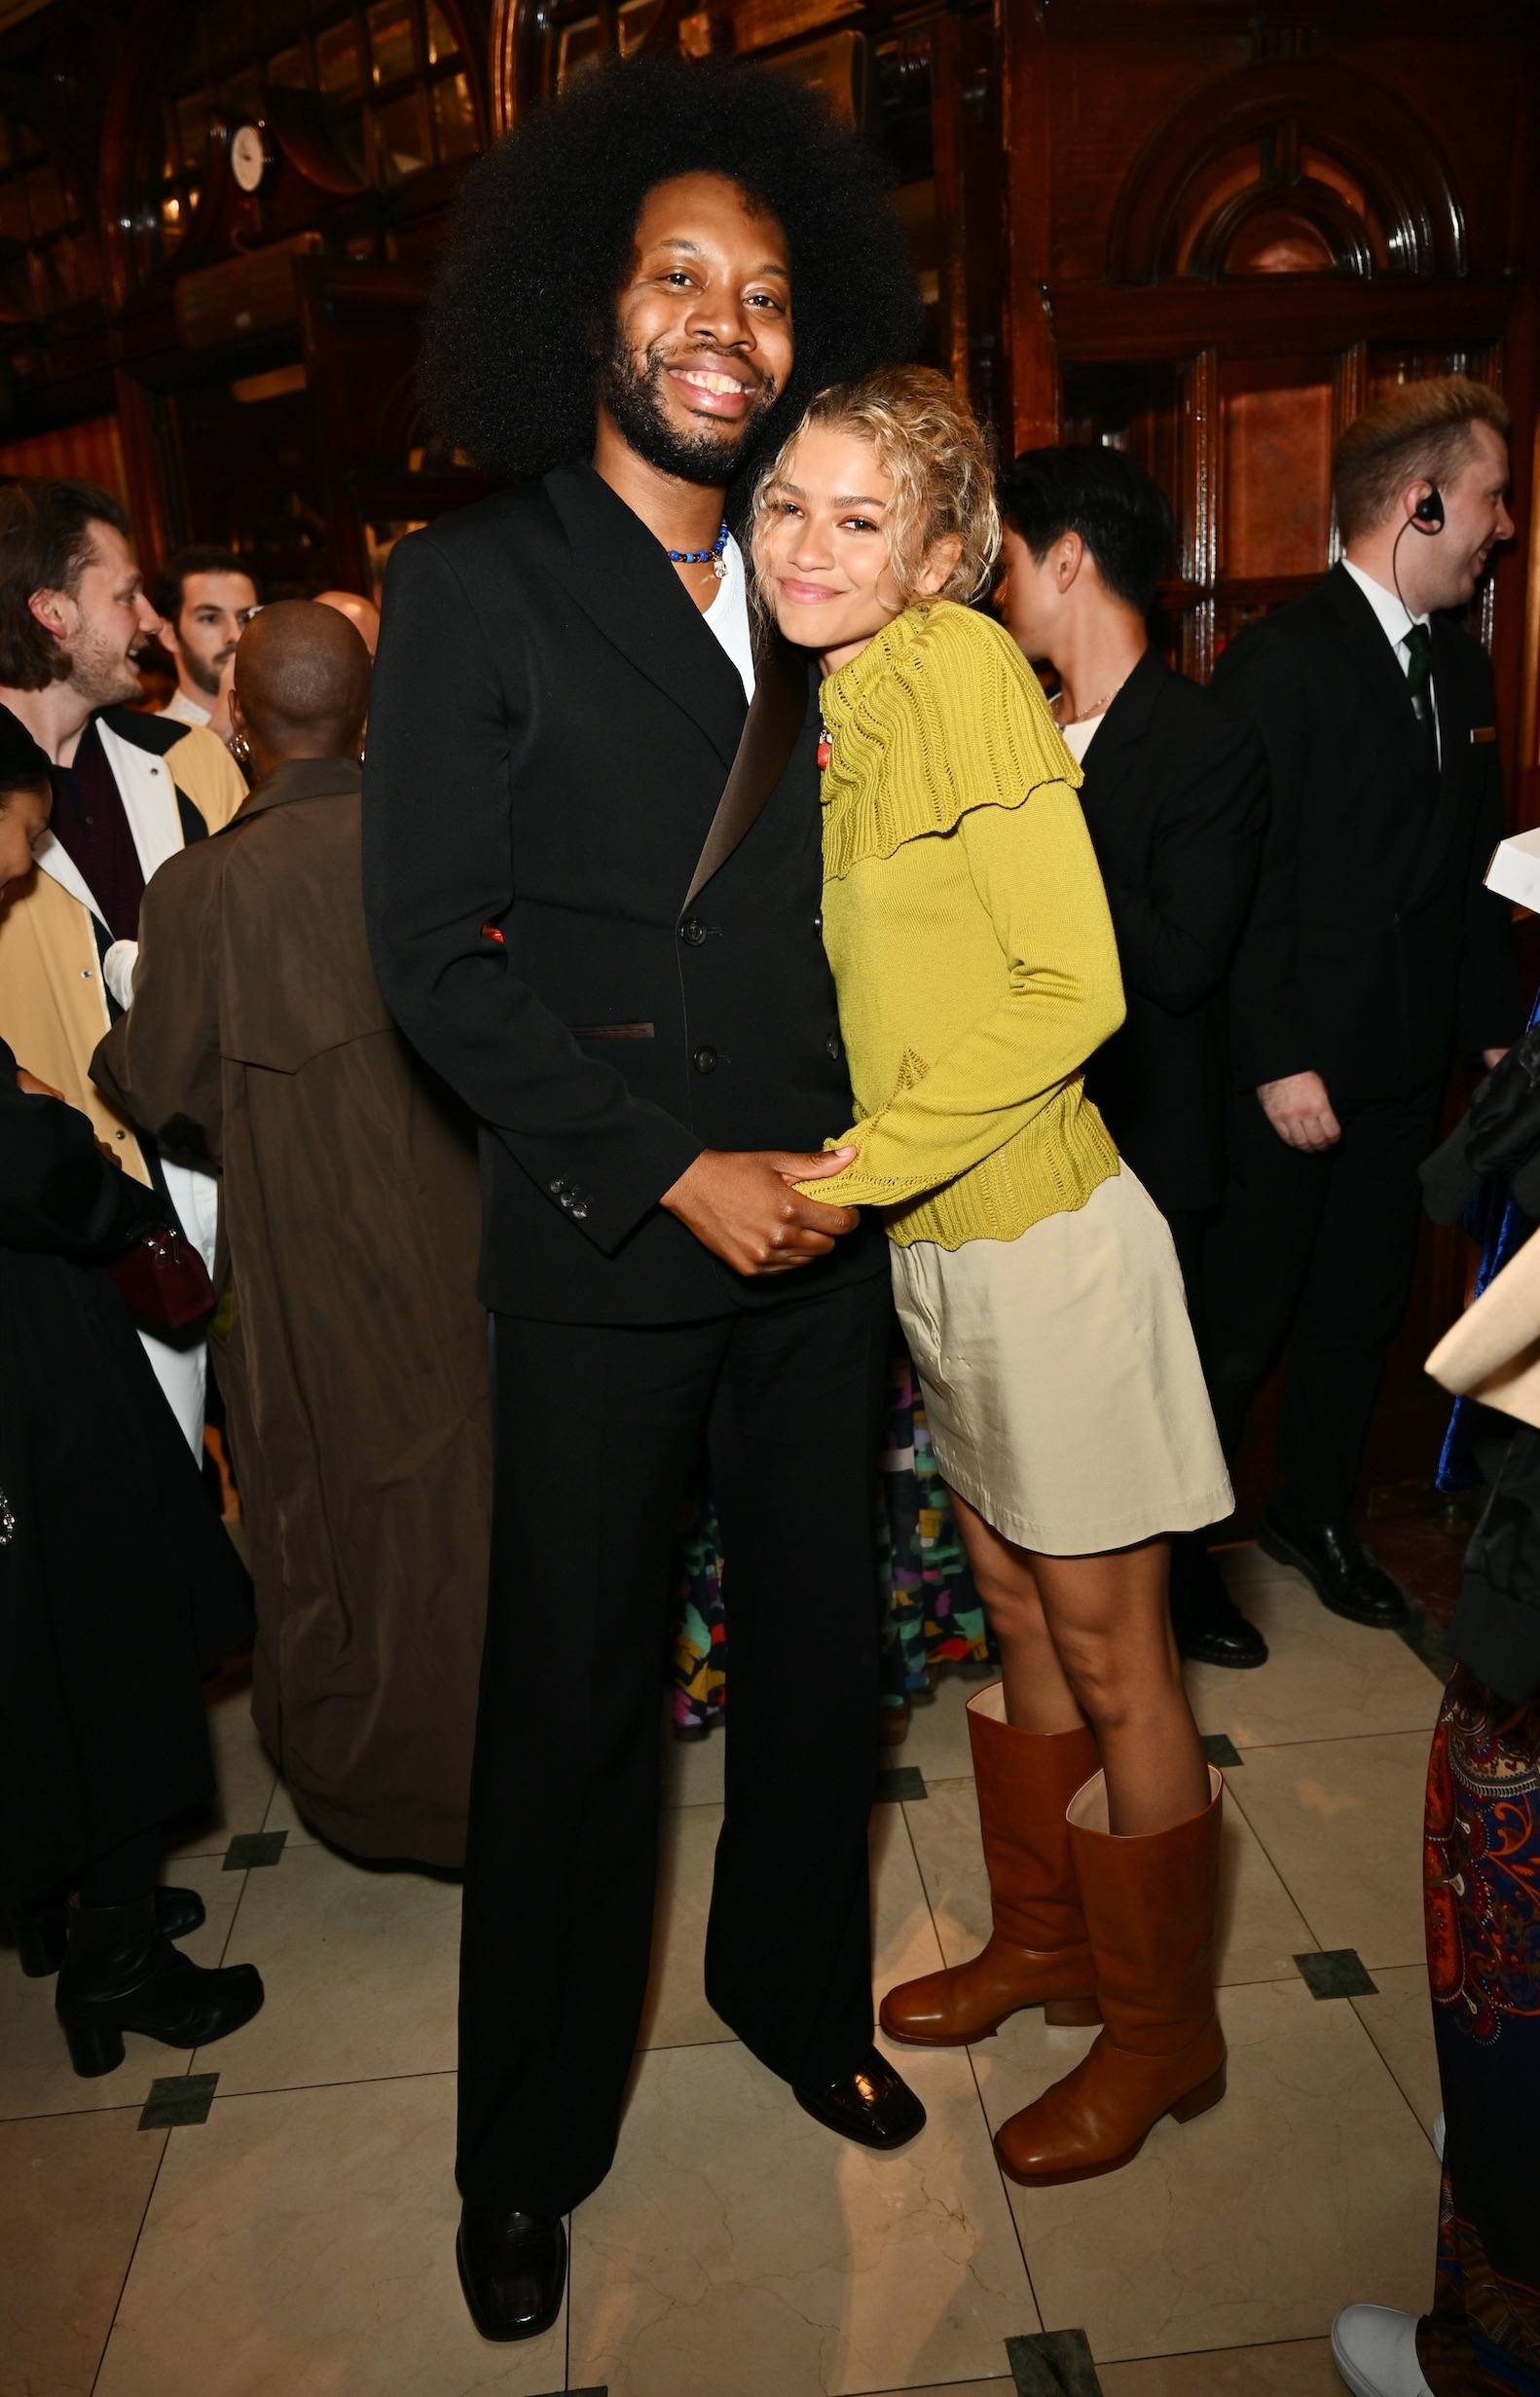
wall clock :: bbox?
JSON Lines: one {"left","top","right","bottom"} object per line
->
{"left": 229, "top": 121, "right": 275, "bottom": 196}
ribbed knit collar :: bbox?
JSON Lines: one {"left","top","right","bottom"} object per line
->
{"left": 820, "top": 603, "right": 934, "bottom": 736}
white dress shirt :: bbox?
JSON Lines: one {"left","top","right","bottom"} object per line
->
{"left": 1341, "top": 555, "right": 1439, "bottom": 764}
{"left": 158, "top": 684, "right": 212, "bottom": 728}
{"left": 702, "top": 532, "right": 755, "bottom": 704}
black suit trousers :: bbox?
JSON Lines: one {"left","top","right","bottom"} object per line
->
{"left": 456, "top": 1272, "right": 890, "bottom": 2216}
{"left": 1201, "top": 1083, "right": 1445, "bottom": 1522}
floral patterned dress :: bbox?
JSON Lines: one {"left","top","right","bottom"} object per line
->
{"left": 1420, "top": 1672, "right": 1540, "bottom": 2392}
{"left": 671, "top": 1344, "right": 991, "bottom": 1737}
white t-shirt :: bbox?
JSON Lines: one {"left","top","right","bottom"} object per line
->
{"left": 701, "top": 532, "right": 754, "bottom": 704}
{"left": 1058, "top": 715, "right": 1100, "bottom": 763}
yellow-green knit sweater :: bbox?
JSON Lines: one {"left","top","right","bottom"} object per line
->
{"left": 800, "top": 600, "right": 1125, "bottom": 1248}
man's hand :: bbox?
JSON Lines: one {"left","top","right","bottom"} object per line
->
{"left": 15, "top": 1069, "right": 64, "bottom": 1101}
{"left": 1482, "top": 1048, "right": 1510, "bottom": 1071}
{"left": 661, "top": 1146, "right": 860, "bottom": 1276}
{"left": 1258, "top": 1070, "right": 1341, "bottom": 1153}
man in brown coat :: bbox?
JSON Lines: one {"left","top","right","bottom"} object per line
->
{"left": 93, "top": 602, "right": 490, "bottom": 1868}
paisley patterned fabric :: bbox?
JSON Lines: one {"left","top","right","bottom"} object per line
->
{"left": 1419, "top": 1669, "right": 1540, "bottom": 2393}
{"left": 670, "top": 1346, "right": 989, "bottom": 1737}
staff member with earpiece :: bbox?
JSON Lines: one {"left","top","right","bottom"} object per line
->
{"left": 1204, "top": 376, "right": 1521, "bottom": 1637}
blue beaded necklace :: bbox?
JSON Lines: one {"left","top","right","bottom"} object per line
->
{"left": 667, "top": 521, "right": 730, "bottom": 581}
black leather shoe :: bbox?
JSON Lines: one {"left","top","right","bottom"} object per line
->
{"left": 457, "top": 2205, "right": 567, "bottom": 2342}
{"left": 55, "top": 1899, "right": 263, "bottom": 2078}
{"left": 1169, "top": 1541, "right": 1267, "bottom": 1671}
{"left": 794, "top": 2047, "right": 926, "bottom": 2150}
{"left": 11, "top": 1885, "right": 206, "bottom": 1979}
{"left": 1259, "top": 1505, "right": 1410, "bottom": 1630}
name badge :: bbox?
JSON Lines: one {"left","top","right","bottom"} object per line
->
{"left": 1471, "top": 725, "right": 1498, "bottom": 745}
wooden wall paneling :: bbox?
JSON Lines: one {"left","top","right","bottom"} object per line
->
{"left": 111, "top": 367, "right": 179, "bottom": 577}
{"left": 999, "top": 1, "right": 1056, "bottom": 456}
{"left": 927, "top": 11, "right": 970, "bottom": 402}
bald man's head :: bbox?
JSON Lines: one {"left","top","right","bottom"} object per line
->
{"left": 313, "top": 589, "right": 382, "bottom": 656}
{"left": 234, "top": 600, "right": 371, "bottom": 761}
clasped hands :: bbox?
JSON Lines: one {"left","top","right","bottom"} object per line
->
{"left": 662, "top": 1145, "right": 859, "bottom": 1276}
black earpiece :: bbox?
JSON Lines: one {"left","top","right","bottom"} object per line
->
{"left": 1411, "top": 486, "right": 1445, "bottom": 533}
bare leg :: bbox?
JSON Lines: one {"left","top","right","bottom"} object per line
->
{"left": 952, "top": 1494, "right": 1209, "bottom": 1837}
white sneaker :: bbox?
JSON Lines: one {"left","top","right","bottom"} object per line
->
{"left": 1433, "top": 2110, "right": 1446, "bottom": 2161}
{"left": 1332, "top": 2305, "right": 1434, "bottom": 2397}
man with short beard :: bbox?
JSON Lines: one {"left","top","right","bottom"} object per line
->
{"left": 364, "top": 55, "right": 922, "bottom": 2342}
{"left": 151, "top": 544, "right": 259, "bottom": 733}
{"left": 0, "top": 480, "right": 244, "bottom": 1449}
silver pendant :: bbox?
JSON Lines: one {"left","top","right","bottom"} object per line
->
{"left": 712, "top": 553, "right": 728, "bottom": 582}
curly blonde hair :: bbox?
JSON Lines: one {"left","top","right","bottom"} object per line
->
{"left": 749, "top": 364, "right": 1001, "bottom": 610}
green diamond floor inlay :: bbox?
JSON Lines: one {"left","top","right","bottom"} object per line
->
{"left": 139, "top": 2072, "right": 218, "bottom": 2130}
{"left": 1202, "top": 1732, "right": 1243, "bottom": 1767}
{"left": 1008, "top": 2326, "right": 1103, "bottom": 2394}
{"left": 1297, "top": 1946, "right": 1377, "bottom": 1999}
{"left": 874, "top": 1766, "right": 927, "bottom": 1803}
{"left": 223, "top": 1828, "right": 287, "bottom": 1871}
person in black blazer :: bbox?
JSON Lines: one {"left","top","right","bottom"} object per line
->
{"left": 996, "top": 446, "right": 1268, "bottom": 1669}
{"left": 362, "top": 57, "right": 925, "bottom": 2343}
{"left": 1206, "top": 376, "right": 1521, "bottom": 1632}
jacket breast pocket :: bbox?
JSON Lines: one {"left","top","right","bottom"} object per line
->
{"left": 569, "top": 1022, "right": 655, "bottom": 1040}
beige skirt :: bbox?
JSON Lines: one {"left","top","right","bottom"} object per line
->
{"left": 890, "top": 1166, "right": 1231, "bottom": 1558}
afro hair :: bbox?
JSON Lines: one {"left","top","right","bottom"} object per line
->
{"left": 421, "top": 53, "right": 922, "bottom": 483}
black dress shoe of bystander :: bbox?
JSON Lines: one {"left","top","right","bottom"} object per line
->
{"left": 1259, "top": 1504, "right": 1410, "bottom": 1630}
{"left": 457, "top": 2205, "right": 568, "bottom": 2342}
{"left": 793, "top": 2047, "right": 927, "bottom": 2150}
{"left": 1168, "top": 1539, "right": 1268, "bottom": 1670}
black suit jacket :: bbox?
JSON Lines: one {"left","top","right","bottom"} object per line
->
{"left": 1211, "top": 563, "right": 1521, "bottom": 1101}
{"left": 361, "top": 462, "right": 882, "bottom": 1324}
{"left": 1079, "top": 650, "right": 1266, "bottom": 1215}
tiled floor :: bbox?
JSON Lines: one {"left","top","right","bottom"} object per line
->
{"left": 1, "top": 1548, "right": 1446, "bottom": 2397}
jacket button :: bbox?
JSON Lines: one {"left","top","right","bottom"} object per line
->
{"left": 692, "top": 1045, "right": 717, "bottom": 1075}
{"left": 679, "top": 918, "right": 707, "bottom": 946}
{"left": 825, "top": 1035, "right": 841, "bottom": 1061}
{"left": 812, "top": 914, "right": 824, "bottom": 937}
{"left": 570, "top": 1201, "right": 589, "bottom": 1222}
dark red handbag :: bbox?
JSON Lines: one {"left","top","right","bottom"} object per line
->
{"left": 106, "top": 1225, "right": 214, "bottom": 1331}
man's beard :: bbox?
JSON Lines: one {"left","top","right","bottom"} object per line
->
{"left": 600, "top": 331, "right": 779, "bottom": 486}
{"left": 66, "top": 623, "right": 142, "bottom": 709}
{"left": 184, "top": 644, "right": 230, "bottom": 699}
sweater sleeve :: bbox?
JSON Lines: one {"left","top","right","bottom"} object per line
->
{"left": 800, "top": 780, "right": 1125, "bottom": 1209}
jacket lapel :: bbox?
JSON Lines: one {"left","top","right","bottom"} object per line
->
{"left": 32, "top": 828, "right": 105, "bottom": 924}
{"left": 96, "top": 716, "right": 187, "bottom": 884}
{"left": 1320, "top": 565, "right": 1426, "bottom": 792}
{"left": 1078, "top": 648, "right": 1165, "bottom": 824}
{"left": 542, "top": 462, "right": 747, "bottom": 768}
{"left": 682, "top": 630, "right": 810, "bottom": 912}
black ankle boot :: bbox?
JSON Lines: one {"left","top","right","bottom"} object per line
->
{"left": 10, "top": 1885, "right": 207, "bottom": 1980}
{"left": 55, "top": 1897, "right": 264, "bottom": 2079}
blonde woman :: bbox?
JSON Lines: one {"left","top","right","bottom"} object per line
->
{"left": 751, "top": 367, "right": 1231, "bottom": 2188}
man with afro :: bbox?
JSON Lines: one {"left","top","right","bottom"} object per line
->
{"left": 363, "top": 53, "right": 923, "bottom": 2342}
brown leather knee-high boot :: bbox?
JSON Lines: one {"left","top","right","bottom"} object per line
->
{"left": 993, "top": 1766, "right": 1226, "bottom": 2186}
{"left": 879, "top": 1687, "right": 1102, "bottom": 2046}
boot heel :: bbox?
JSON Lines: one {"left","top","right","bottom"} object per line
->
{"left": 1169, "top": 2064, "right": 1226, "bottom": 2123}
{"left": 1043, "top": 1996, "right": 1102, "bottom": 2028}
{"left": 60, "top": 2018, "right": 126, "bottom": 2079}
